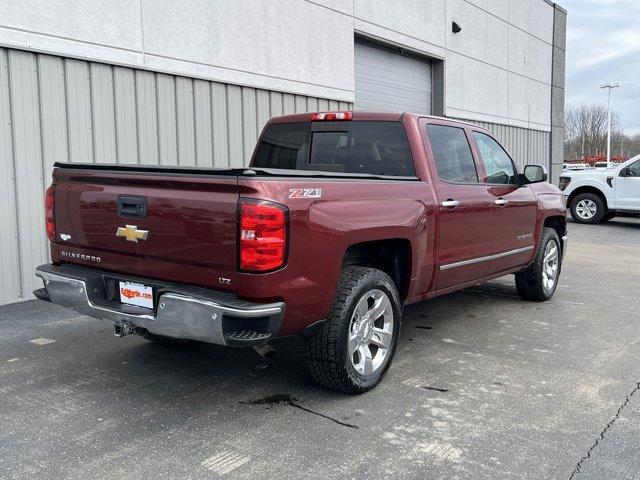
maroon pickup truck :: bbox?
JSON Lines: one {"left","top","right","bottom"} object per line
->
{"left": 35, "top": 111, "right": 567, "bottom": 394}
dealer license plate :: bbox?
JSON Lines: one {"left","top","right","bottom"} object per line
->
{"left": 119, "top": 281, "right": 154, "bottom": 309}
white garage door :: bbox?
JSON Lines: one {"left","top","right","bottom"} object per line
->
{"left": 354, "top": 42, "right": 432, "bottom": 114}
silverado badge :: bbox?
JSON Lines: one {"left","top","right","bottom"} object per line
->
{"left": 116, "top": 225, "right": 149, "bottom": 243}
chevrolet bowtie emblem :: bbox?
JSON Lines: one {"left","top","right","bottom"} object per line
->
{"left": 116, "top": 225, "right": 149, "bottom": 243}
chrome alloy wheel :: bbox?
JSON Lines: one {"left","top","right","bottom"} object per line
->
{"left": 348, "top": 289, "right": 394, "bottom": 376}
{"left": 542, "top": 240, "right": 559, "bottom": 292}
{"left": 575, "top": 199, "right": 597, "bottom": 220}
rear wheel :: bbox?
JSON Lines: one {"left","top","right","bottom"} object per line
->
{"left": 515, "top": 227, "right": 561, "bottom": 301}
{"left": 304, "top": 266, "right": 401, "bottom": 394}
{"left": 570, "top": 193, "right": 605, "bottom": 224}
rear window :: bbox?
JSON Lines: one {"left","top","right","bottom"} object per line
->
{"left": 252, "top": 121, "right": 415, "bottom": 177}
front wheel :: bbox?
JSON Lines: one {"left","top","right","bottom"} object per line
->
{"left": 570, "top": 193, "right": 605, "bottom": 224}
{"left": 515, "top": 227, "right": 562, "bottom": 301}
{"left": 304, "top": 266, "right": 401, "bottom": 394}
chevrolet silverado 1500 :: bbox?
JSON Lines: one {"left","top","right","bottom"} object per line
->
{"left": 35, "top": 111, "right": 567, "bottom": 393}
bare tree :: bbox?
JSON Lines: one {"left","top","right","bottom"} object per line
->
{"left": 564, "top": 104, "right": 624, "bottom": 160}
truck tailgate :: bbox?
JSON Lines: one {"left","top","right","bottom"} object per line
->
{"left": 52, "top": 166, "right": 239, "bottom": 291}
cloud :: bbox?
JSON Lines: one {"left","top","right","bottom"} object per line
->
{"left": 562, "top": 0, "right": 640, "bottom": 134}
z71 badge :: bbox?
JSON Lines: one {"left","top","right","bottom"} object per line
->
{"left": 289, "top": 188, "right": 322, "bottom": 199}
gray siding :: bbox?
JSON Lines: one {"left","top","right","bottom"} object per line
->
{"left": 458, "top": 119, "right": 551, "bottom": 170}
{"left": 0, "top": 47, "right": 350, "bottom": 305}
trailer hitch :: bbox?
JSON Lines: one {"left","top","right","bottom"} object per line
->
{"left": 113, "top": 322, "right": 136, "bottom": 337}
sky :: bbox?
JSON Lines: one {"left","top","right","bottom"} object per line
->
{"left": 561, "top": 0, "right": 640, "bottom": 134}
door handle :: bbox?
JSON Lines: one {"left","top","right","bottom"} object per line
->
{"left": 441, "top": 199, "right": 460, "bottom": 209}
{"left": 494, "top": 198, "right": 508, "bottom": 207}
{"left": 117, "top": 195, "right": 147, "bottom": 218}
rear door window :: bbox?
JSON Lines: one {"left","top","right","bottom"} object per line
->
{"left": 426, "top": 124, "right": 478, "bottom": 183}
{"left": 253, "top": 121, "right": 415, "bottom": 177}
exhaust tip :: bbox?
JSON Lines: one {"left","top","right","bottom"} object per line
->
{"left": 253, "top": 344, "right": 276, "bottom": 359}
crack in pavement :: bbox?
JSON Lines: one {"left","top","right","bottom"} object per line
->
{"left": 241, "top": 394, "right": 359, "bottom": 429}
{"left": 569, "top": 382, "right": 640, "bottom": 479}
{"left": 419, "top": 385, "right": 449, "bottom": 393}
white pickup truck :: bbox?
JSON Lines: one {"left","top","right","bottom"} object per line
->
{"left": 559, "top": 155, "right": 640, "bottom": 223}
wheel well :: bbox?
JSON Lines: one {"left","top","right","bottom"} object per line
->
{"left": 544, "top": 215, "right": 567, "bottom": 250}
{"left": 342, "top": 239, "right": 411, "bottom": 301}
{"left": 567, "top": 186, "right": 608, "bottom": 210}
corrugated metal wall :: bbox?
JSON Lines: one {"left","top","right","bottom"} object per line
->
{"left": 0, "top": 47, "right": 351, "bottom": 305}
{"left": 458, "top": 119, "right": 551, "bottom": 170}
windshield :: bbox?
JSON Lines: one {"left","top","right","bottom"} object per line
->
{"left": 252, "top": 121, "right": 416, "bottom": 177}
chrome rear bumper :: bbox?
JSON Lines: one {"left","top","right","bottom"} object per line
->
{"left": 35, "top": 264, "right": 284, "bottom": 346}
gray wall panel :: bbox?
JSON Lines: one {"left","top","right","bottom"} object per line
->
{"left": 90, "top": 63, "right": 117, "bottom": 164}
{"left": 211, "top": 82, "right": 228, "bottom": 167}
{"left": 0, "top": 49, "right": 21, "bottom": 304}
{"left": 306, "top": 97, "right": 318, "bottom": 113}
{"left": 156, "top": 74, "right": 178, "bottom": 166}
{"left": 176, "top": 77, "right": 196, "bottom": 166}
{"left": 113, "top": 67, "right": 138, "bottom": 164}
{"left": 193, "top": 79, "right": 212, "bottom": 167}
{"left": 0, "top": 46, "right": 350, "bottom": 304}
{"left": 65, "top": 58, "right": 93, "bottom": 164}
{"left": 295, "top": 95, "right": 307, "bottom": 113}
{"left": 256, "top": 90, "right": 271, "bottom": 138}
{"left": 226, "top": 84, "right": 243, "bottom": 167}
{"left": 134, "top": 70, "right": 158, "bottom": 165}
{"left": 460, "top": 118, "right": 551, "bottom": 170}
{"left": 37, "top": 55, "right": 68, "bottom": 184}
{"left": 7, "top": 50, "right": 46, "bottom": 300}
{"left": 269, "top": 91, "right": 283, "bottom": 118}
{"left": 282, "top": 93, "right": 295, "bottom": 115}
{"left": 241, "top": 87, "right": 258, "bottom": 163}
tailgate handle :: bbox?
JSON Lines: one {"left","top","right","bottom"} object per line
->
{"left": 117, "top": 195, "right": 147, "bottom": 219}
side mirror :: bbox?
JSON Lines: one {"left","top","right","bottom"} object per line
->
{"left": 619, "top": 167, "right": 631, "bottom": 177}
{"left": 523, "top": 165, "right": 547, "bottom": 184}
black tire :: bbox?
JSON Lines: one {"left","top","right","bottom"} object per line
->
{"left": 515, "top": 227, "right": 562, "bottom": 301}
{"left": 570, "top": 192, "right": 605, "bottom": 224}
{"left": 304, "top": 266, "right": 402, "bottom": 394}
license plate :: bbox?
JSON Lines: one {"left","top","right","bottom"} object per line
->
{"left": 119, "top": 282, "right": 154, "bottom": 309}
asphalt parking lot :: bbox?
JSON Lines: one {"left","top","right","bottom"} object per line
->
{"left": 1, "top": 217, "right": 639, "bottom": 480}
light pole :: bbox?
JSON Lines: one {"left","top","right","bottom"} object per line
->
{"left": 600, "top": 82, "right": 620, "bottom": 167}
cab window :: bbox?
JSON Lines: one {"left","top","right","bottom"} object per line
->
{"left": 253, "top": 121, "right": 416, "bottom": 177}
{"left": 626, "top": 159, "right": 640, "bottom": 177}
{"left": 473, "top": 132, "right": 518, "bottom": 185}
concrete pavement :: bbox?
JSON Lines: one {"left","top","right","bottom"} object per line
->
{"left": 1, "top": 218, "right": 639, "bottom": 479}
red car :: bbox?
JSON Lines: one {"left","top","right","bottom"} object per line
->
{"left": 35, "top": 111, "right": 567, "bottom": 393}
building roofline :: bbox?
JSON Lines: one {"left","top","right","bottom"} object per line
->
{"left": 543, "top": 0, "right": 567, "bottom": 15}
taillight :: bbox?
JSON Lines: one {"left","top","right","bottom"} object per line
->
{"left": 558, "top": 177, "right": 571, "bottom": 191}
{"left": 45, "top": 185, "right": 55, "bottom": 242}
{"left": 240, "top": 200, "right": 287, "bottom": 272}
{"left": 310, "top": 111, "right": 352, "bottom": 121}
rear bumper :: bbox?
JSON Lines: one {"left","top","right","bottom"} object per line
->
{"left": 35, "top": 264, "right": 284, "bottom": 346}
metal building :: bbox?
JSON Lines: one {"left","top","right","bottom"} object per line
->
{"left": 0, "top": 0, "right": 566, "bottom": 305}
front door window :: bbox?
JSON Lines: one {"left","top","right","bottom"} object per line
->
{"left": 473, "top": 132, "right": 518, "bottom": 185}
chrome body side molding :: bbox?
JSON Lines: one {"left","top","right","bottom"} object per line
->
{"left": 440, "top": 245, "right": 535, "bottom": 271}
